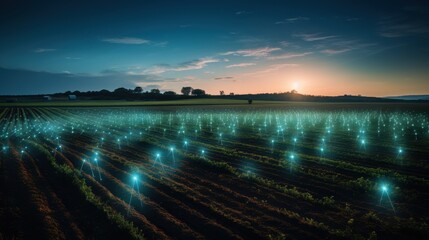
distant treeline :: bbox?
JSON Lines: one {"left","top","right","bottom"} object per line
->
{"left": 0, "top": 86, "right": 425, "bottom": 103}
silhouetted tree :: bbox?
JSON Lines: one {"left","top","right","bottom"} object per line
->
{"left": 181, "top": 87, "right": 193, "bottom": 96}
{"left": 163, "top": 91, "right": 176, "bottom": 95}
{"left": 229, "top": 92, "right": 235, "bottom": 96}
{"left": 291, "top": 89, "right": 298, "bottom": 94}
{"left": 99, "top": 89, "right": 110, "bottom": 94}
{"left": 150, "top": 88, "right": 161, "bottom": 94}
{"left": 134, "top": 86, "right": 143, "bottom": 94}
{"left": 220, "top": 90, "right": 225, "bottom": 96}
{"left": 191, "top": 89, "right": 206, "bottom": 96}
{"left": 114, "top": 87, "right": 129, "bottom": 95}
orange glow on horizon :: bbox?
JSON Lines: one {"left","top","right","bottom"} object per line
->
{"left": 140, "top": 63, "right": 429, "bottom": 97}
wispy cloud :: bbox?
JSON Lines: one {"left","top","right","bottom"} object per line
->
{"left": 268, "top": 52, "right": 312, "bottom": 60}
{"left": 34, "top": 48, "right": 56, "bottom": 53}
{"left": 226, "top": 62, "right": 256, "bottom": 68}
{"left": 279, "top": 41, "right": 290, "bottom": 47}
{"left": 379, "top": 16, "right": 429, "bottom": 38}
{"left": 233, "top": 63, "right": 300, "bottom": 80}
{"left": 276, "top": 17, "right": 309, "bottom": 24}
{"left": 294, "top": 33, "right": 337, "bottom": 41}
{"left": 214, "top": 76, "right": 234, "bottom": 80}
{"left": 221, "top": 47, "right": 281, "bottom": 57}
{"left": 66, "top": 57, "right": 81, "bottom": 60}
{"left": 141, "top": 57, "right": 220, "bottom": 74}
{"left": 316, "top": 38, "right": 377, "bottom": 55}
{"left": 320, "top": 48, "right": 353, "bottom": 55}
{"left": 102, "top": 37, "right": 150, "bottom": 44}
{"left": 152, "top": 41, "right": 169, "bottom": 47}
{"left": 236, "top": 10, "right": 252, "bottom": 15}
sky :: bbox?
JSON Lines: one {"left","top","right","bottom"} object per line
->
{"left": 0, "top": 0, "right": 428, "bottom": 96}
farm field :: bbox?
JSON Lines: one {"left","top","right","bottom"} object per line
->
{"left": 1, "top": 103, "right": 429, "bottom": 239}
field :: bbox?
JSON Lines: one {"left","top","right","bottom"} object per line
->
{"left": 1, "top": 103, "right": 429, "bottom": 239}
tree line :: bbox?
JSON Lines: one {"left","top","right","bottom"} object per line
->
{"left": 50, "top": 86, "right": 207, "bottom": 100}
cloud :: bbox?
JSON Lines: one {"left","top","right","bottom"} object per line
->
{"left": 379, "top": 17, "right": 429, "bottom": 38}
{"left": 236, "top": 10, "right": 251, "bottom": 15}
{"left": 142, "top": 57, "right": 220, "bottom": 74}
{"left": 221, "top": 47, "right": 281, "bottom": 57}
{"left": 315, "top": 38, "right": 376, "bottom": 54}
{"left": 152, "top": 41, "right": 168, "bottom": 47}
{"left": 34, "top": 48, "right": 56, "bottom": 53}
{"left": 320, "top": 48, "right": 352, "bottom": 55}
{"left": 256, "top": 63, "right": 299, "bottom": 73}
{"left": 294, "top": 33, "right": 337, "bottom": 41}
{"left": 268, "top": 52, "right": 312, "bottom": 60}
{"left": 279, "top": 41, "right": 290, "bottom": 47}
{"left": 226, "top": 63, "right": 256, "bottom": 68}
{"left": 66, "top": 57, "right": 81, "bottom": 60}
{"left": 231, "top": 63, "right": 300, "bottom": 80}
{"left": 214, "top": 76, "right": 234, "bottom": 80}
{"left": 102, "top": 37, "right": 150, "bottom": 44}
{"left": 276, "top": 17, "right": 309, "bottom": 24}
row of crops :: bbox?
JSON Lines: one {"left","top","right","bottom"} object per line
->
{"left": 1, "top": 106, "right": 428, "bottom": 239}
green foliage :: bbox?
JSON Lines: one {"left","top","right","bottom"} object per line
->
{"left": 267, "top": 233, "right": 286, "bottom": 240}
{"left": 29, "top": 141, "right": 145, "bottom": 240}
{"left": 368, "top": 231, "right": 377, "bottom": 240}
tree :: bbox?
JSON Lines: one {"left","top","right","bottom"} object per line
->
{"left": 220, "top": 90, "right": 225, "bottom": 96}
{"left": 99, "top": 89, "right": 110, "bottom": 94}
{"left": 163, "top": 91, "right": 176, "bottom": 95}
{"left": 291, "top": 89, "right": 298, "bottom": 94}
{"left": 191, "top": 89, "right": 206, "bottom": 96}
{"left": 114, "top": 87, "right": 129, "bottom": 95}
{"left": 181, "top": 87, "right": 193, "bottom": 96}
{"left": 134, "top": 86, "right": 143, "bottom": 94}
{"left": 150, "top": 88, "right": 160, "bottom": 94}
{"left": 229, "top": 92, "right": 235, "bottom": 96}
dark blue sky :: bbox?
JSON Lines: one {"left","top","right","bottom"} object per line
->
{"left": 1, "top": 0, "right": 428, "bottom": 96}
